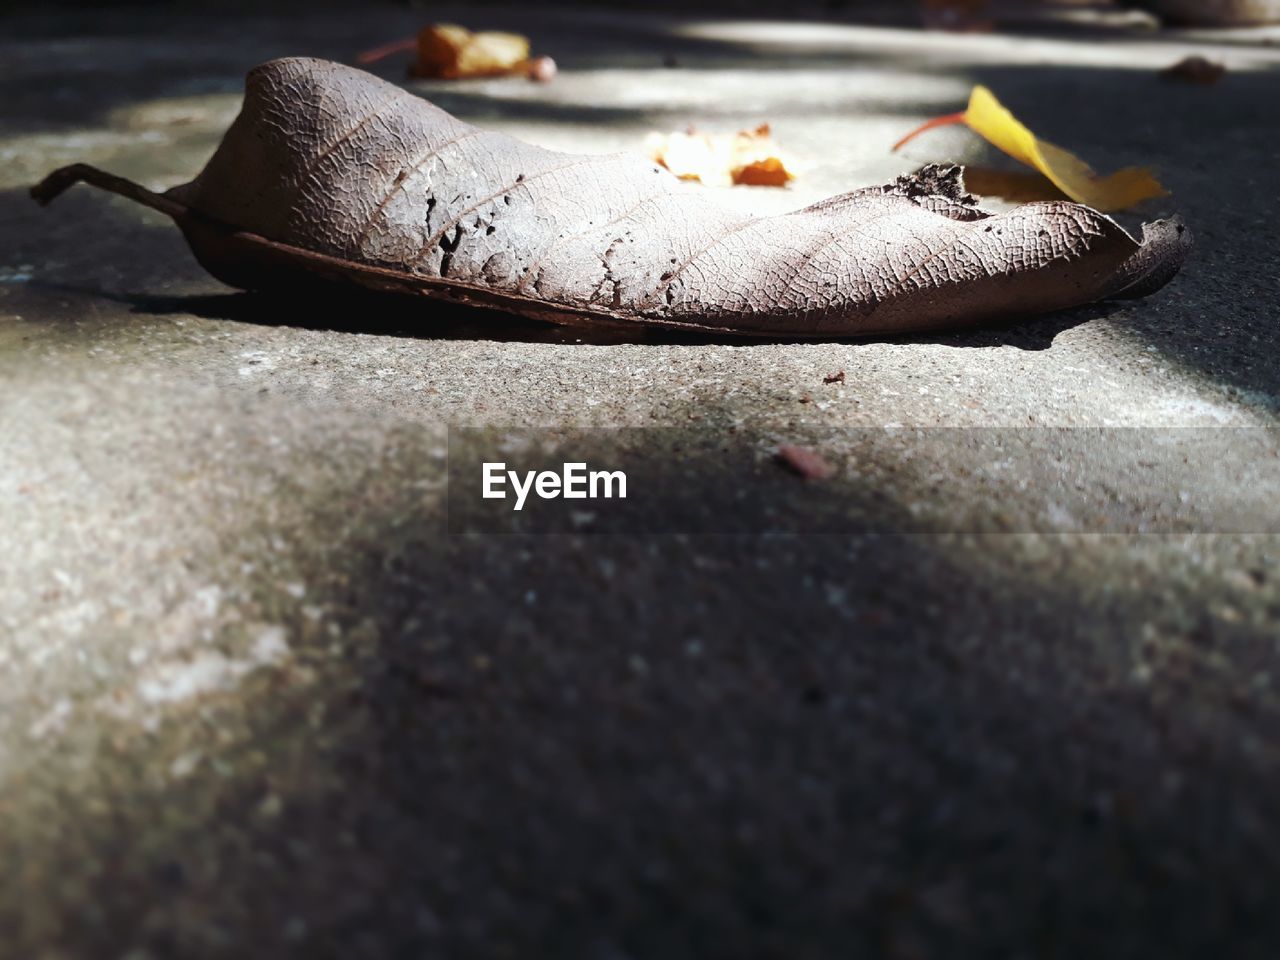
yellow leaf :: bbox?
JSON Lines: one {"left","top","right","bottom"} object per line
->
{"left": 894, "top": 85, "right": 1167, "bottom": 212}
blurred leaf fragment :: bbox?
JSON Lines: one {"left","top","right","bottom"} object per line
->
{"left": 1160, "top": 56, "right": 1227, "bottom": 85}
{"left": 646, "top": 124, "right": 796, "bottom": 188}
{"left": 358, "top": 24, "right": 555, "bottom": 81}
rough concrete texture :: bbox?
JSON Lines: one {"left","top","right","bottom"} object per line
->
{"left": 2, "top": 3, "right": 1280, "bottom": 957}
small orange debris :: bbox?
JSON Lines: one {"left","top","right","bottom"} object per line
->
{"left": 646, "top": 123, "right": 797, "bottom": 188}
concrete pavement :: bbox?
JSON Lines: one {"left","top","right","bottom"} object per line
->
{"left": 3, "top": 4, "right": 1280, "bottom": 957}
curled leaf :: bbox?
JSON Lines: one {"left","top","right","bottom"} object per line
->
{"left": 646, "top": 124, "right": 796, "bottom": 188}
{"left": 894, "top": 85, "right": 1167, "bottom": 212}
{"left": 32, "top": 59, "right": 1190, "bottom": 339}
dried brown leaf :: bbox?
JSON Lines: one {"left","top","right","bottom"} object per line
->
{"left": 32, "top": 58, "right": 1192, "bottom": 339}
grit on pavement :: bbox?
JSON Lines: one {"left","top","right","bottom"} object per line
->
{"left": 2, "top": 3, "right": 1280, "bottom": 957}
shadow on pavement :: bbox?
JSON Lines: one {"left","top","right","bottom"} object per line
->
{"left": 123, "top": 286, "right": 1103, "bottom": 350}
{"left": 5, "top": 411, "right": 1280, "bottom": 958}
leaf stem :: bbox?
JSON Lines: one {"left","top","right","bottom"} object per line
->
{"left": 891, "top": 111, "right": 968, "bottom": 153}
{"left": 356, "top": 37, "right": 417, "bottom": 64}
{"left": 30, "top": 164, "right": 187, "bottom": 219}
